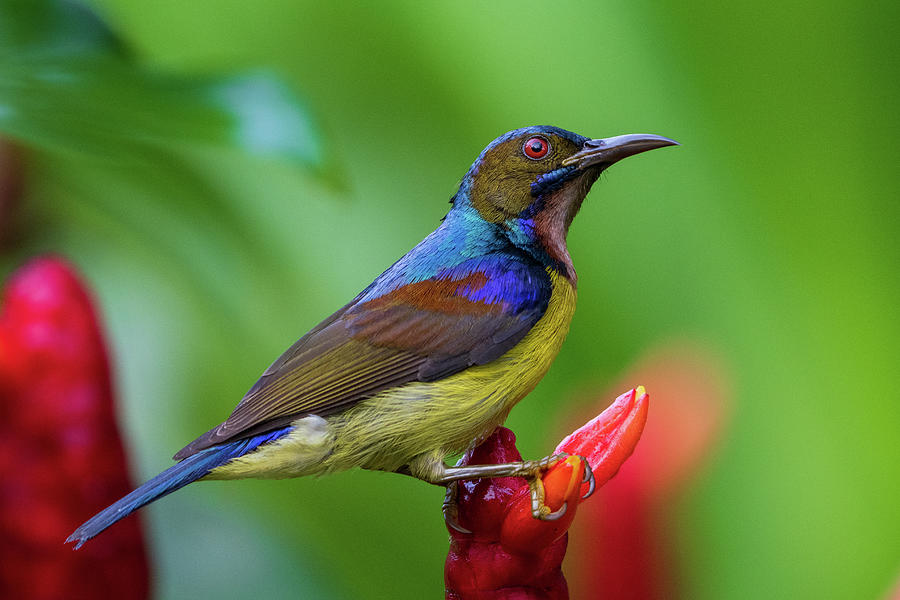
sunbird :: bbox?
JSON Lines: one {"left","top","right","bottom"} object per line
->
{"left": 68, "top": 126, "right": 676, "bottom": 548}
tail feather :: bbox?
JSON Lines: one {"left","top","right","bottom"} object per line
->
{"left": 67, "top": 426, "right": 292, "bottom": 549}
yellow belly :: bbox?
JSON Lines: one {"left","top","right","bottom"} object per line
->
{"left": 210, "top": 267, "right": 576, "bottom": 480}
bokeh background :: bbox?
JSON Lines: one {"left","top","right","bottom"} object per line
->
{"left": 2, "top": 1, "right": 898, "bottom": 598}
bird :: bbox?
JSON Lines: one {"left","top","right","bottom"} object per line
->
{"left": 67, "top": 126, "right": 676, "bottom": 548}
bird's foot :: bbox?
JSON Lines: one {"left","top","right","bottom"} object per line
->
{"left": 431, "top": 452, "right": 583, "bottom": 526}
{"left": 442, "top": 481, "right": 472, "bottom": 534}
{"left": 524, "top": 453, "right": 596, "bottom": 519}
{"left": 413, "top": 450, "right": 597, "bottom": 529}
{"left": 522, "top": 453, "right": 570, "bottom": 521}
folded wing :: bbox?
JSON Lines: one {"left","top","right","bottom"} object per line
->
{"left": 174, "top": 257, "right": 552, "bottom": 459}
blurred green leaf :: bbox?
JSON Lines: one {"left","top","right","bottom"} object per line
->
{"left": 0, "top": 0, "right": 322, "bottom": 165}
{"left": 0, "top": 0, "right": 333, "bottom": 356}
{"left": 0, "top": 0, "right": 122, "bottom": 55}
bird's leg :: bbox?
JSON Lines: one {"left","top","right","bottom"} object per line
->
{"left": 407, "top": 451, "right": 572, "bottom": 528}
{"left": 441, "top": 481, "right": 470, "bottom": 534}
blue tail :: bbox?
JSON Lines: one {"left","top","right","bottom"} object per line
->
{"left": 66, "top": 426, "right": 292, "bottom": 549}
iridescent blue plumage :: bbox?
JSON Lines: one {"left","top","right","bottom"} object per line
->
{"left": 359, "top": 207, "right": 548, "bottom": 311}
{"left": 450, "top": 259, "right": 546, "bottom": 312}
{"left": 356, "top": 204, "right": 512, "bottom": 301}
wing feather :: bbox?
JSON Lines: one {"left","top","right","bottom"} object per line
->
{"left": 173, "top": 257, "right": 552, "bottom": 460}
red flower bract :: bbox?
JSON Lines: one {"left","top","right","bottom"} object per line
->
{"left": 0, "top": 257, "right": 149, "bottom": 600}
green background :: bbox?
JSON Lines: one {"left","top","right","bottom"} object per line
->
{"left": 2, "top": 1, "right": 898, "bottom": 598}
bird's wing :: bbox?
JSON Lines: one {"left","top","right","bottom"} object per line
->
{"left": 173, "top": 257, "right": 552, "bottom": 459}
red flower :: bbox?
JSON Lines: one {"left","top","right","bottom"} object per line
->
{"left": 0, "top": 257, "right": 150, "bottom": 599}
{"left": 445, "top": 387, "right": 649, "bottom": 599}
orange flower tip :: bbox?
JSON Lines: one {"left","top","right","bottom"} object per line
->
{"left": 635, "top": 385, "right": 648, "bottom": 399}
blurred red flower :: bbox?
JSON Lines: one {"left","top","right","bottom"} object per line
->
{"left": 0, "top": 257, "right": 149, "bottom": 599}
{"left": 565, "top": 342, "right": 730, "bottom": 600}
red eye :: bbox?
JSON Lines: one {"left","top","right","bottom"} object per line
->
{"left": 523, "top": 137, "right": 550, "bottom": 159}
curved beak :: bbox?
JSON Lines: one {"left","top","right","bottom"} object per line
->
{"left": 561, "top": 134, "right": 678, "bottom": 170}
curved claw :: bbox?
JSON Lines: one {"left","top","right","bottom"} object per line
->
{"left": 538, "top": 500, "right": 568, "bottom": 521}
{"left": 443, "top": 482, "right": 472, "bottom": 534}
{"left": 528, "top": 475, "right": 568, "bottom": 521}
{"left": 445, "top": 514, "right": 472, "bottom": 534}
{"left": 581, "top": 458, "right": 596, "bottom": 499}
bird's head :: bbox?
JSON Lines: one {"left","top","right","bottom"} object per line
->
{"left": 453, "top": 126, "right": 676, "bottom": 279}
